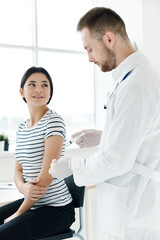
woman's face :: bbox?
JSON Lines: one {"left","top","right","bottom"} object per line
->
{"left": 20, "top": 73, "right": 51, "bottom": 107}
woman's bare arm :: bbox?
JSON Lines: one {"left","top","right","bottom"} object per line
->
{"left": 14, "top": 160, "right": 47, "bottom": 201}
{"left": 4, "top": 135, "right": 63, "bottom": 223}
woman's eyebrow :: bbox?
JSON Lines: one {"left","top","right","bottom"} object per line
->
{"left": 28, "top": 80, "right": 36, "bottom": 83}
{"left": 28, "top": 80, "right": 48, "bottom": 83}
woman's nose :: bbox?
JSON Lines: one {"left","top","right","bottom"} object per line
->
{"left": 35, "top": 88, "right": 42, "bottom": 93}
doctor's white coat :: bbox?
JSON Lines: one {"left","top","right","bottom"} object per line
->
{"left": 71, "top": 51, "right": 160, "bottom": 240}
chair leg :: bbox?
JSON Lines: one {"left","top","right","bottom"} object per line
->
{"left": 73, "top": 233, "right": 85, "bottom": 240}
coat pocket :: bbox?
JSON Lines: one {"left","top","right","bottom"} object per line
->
{"left": 97, "top": 182, "right": 129, "bottom": 237}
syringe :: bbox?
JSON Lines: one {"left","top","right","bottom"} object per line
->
{"left": 65, "top": 133, "right": 85, "bottom": 147}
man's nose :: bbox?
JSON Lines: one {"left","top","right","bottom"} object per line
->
{"left": 88, "top": 55, "right": 94, "bottom": 63}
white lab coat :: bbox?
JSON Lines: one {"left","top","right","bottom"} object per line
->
{"left": 71, "top": 51, "right": 160, "bottom": 240}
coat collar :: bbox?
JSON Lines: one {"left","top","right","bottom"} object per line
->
{"left": 112, "top": 51, "right": 149, "bottom": 84}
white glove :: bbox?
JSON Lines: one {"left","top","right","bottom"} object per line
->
{"left": 49, "top": 157, "right": 73, "bottom": 179}
{"left": 71, "top": 129, "right": 102, "bottom": 148}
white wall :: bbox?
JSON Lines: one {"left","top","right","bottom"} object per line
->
{"left": 142, "top": 0, "right": 160, "bottom": 78}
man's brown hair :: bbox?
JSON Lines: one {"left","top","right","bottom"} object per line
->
{"left": 77, "top": 7, "right": 129, "bottom": 40}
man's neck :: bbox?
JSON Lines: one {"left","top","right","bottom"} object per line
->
{"left": 115, "top": 40, "right": 136, "bottom": 67}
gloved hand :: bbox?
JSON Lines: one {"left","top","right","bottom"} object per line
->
{"left": 72, "top": 129, "right": 102, "bottom": 148}
{"left": 49, "top": 157, "right": 73, "bottom": 179}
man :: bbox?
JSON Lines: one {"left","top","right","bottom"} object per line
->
{"left": 49, "top": 7, "right": 160, "bottom": 240}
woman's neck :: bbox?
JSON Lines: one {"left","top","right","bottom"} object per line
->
{"left": 27, "top": 105, "right": 49, "bottom": 128}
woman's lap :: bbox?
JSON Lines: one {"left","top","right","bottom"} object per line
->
{"left": 0, "top": 198, "right": 24, "bottom": 225}
{"left": 0, "top": 199, "right": 75, "bottom": 240}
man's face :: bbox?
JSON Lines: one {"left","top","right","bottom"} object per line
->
{"left": 81, "top": 27, "right": 116, "bottom": 72}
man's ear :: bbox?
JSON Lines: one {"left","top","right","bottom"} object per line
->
{"left": 103, "top": 31, "right": 116, "bottom": 48}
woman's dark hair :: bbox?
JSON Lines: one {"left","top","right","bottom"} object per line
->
{"left": 77, "top": 7, "right": 128, "bottom": 41}
{"left": 20, "top": 66, "right": 53, "bottom": 104}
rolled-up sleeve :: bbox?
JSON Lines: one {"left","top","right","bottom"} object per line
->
{"left": 44, "top": 116, "right": 66, "bottom": 139}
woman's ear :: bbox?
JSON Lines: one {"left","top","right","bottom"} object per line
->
{"left": 19, "top": 88, "right": 24, "bottom": 97}
{"left": 20, "top": 88, "right": 27, "bottom": 103}
{"left": 103, "top": 31, "right": 116, "bottom": 49}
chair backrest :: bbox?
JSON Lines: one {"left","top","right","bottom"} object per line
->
{"left": 64, "top": 175, "right": 85, "bottom": 208}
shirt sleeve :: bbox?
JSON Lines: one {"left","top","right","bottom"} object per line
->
{"left": 44, "top": 115, "right": 66, "bottom": 140}
{"left": 71, "top": 82, "right": 159, "bottom": 186}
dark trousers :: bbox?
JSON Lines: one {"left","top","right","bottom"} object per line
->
{"left": 0, "top": 198, "right": 75, "bottom": 240}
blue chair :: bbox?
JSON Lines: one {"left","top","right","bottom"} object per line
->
{"left": 38, "top": 175, "right": 85, "bottom": 240}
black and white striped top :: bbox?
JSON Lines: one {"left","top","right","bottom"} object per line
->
{"left": 15, "top": 109, "right": 72, "bottom": 208}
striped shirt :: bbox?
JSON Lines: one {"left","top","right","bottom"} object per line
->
{"left": 15, "top": 109, "right": 72, "bottom": 208}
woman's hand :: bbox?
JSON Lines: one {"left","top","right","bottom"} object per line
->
{"left": 4, "top": 211, "right": 21, "bottom": 224}
{"left": 20, "top": 178, "right": 47, "bottom": 201}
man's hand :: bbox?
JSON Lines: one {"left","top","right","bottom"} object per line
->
{"left": 72, "top": 129, "right": 102, "bottom": 148}
{"left": 20, "top": 178, "right": 47, "bottom": 201}
{"left": 49, "top": 157, "right": 72, "bottom": 179}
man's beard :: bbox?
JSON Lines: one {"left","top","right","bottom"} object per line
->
{"left": 101, "top": 47, "right": 116, "bottom": 72}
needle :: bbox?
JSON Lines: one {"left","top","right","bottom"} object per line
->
{"left": 66, "top": 133, "right": 85, "bottom": 147}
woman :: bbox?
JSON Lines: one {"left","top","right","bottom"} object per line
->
{"left": 0, "top": 67, "right": 75, "bottom": 239}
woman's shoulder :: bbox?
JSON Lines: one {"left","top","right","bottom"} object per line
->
{"left": 46, "top": 109, "right": 65, "bottom": 124}
{"left": 44, "top": 110, "right": 66, "bottom": 138}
